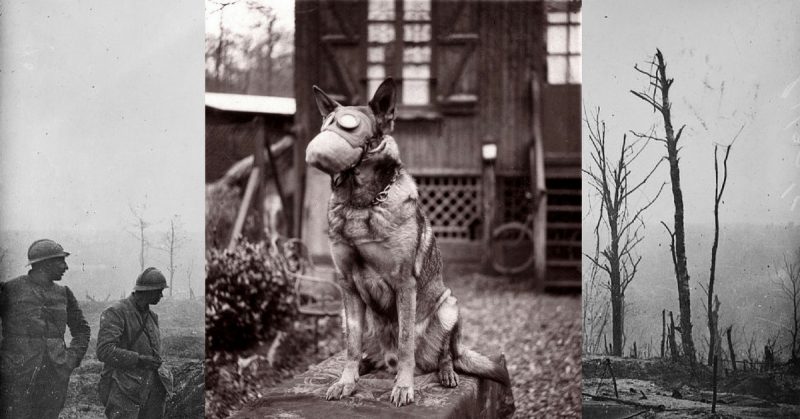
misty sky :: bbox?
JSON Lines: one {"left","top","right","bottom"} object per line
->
{"left": 583, "top": 0, "right": 800, "bottom": 226}
{"left": 0, "top": 1, "right": 205, "bottom": 234}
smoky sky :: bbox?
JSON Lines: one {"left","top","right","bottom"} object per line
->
{"left": 0, "top": 0, "right": 205, "bottom": 234}
{"left": 583, "top": 0, "right": 800, "bottom": 226}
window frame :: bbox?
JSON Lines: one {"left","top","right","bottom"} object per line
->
{"left": 364, "top": 0, "right": 438, "bottom": 118}
{"left": 545, "top": 0, "right": 582, "bottom": 85}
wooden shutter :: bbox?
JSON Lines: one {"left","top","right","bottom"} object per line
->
{"left": 317, "top": 0, "right": 365, "bottom": 105}
{"left": 434, "top": 0, "right": 479, "bottom": 114}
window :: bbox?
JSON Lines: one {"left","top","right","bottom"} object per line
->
{"left": 367, "top": 0, "right": 432, "bottom": 106}
{"left": 546, "top": 2, "right": 581, "bottom": 84}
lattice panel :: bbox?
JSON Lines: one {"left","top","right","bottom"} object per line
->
{"left": 416, "top": 175, "right": 481, "bottom": 240}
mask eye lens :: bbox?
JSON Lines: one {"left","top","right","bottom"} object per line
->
{"left": 337, "top": 114, "right": 359, "bottom": 130}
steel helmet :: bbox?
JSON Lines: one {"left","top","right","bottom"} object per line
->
{"left": 134, "top": 267, "right": 169, "bottom": 291}
{"left": 27, "top": 239, "right": 70, "bottom": 266}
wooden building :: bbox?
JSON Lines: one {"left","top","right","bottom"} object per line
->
{"left": 294, "top": 0, "right": 581, "bottom": 287}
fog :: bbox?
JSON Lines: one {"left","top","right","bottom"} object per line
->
{"left": 0, "top": 0, "right": 204, "bottom": 299}
{"left": 582, "top": 0, "right": 800, "bottom": 359}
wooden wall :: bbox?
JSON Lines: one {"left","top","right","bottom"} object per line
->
{"left": 295, "top": 0, "right": 580, "bottom": 254}
{"left": 205, "top": 109, "right": 293, "bottom": 183}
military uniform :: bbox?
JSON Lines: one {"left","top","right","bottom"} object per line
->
{"left": 0, "top": 273, "right": 90, "bottom": 419}
{"left": 97, "top": 294, "right": 173, "bottom": 419}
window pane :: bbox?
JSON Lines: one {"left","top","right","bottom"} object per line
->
{"left": 547, "top": 25, "right": 568, "bottom": 54}
{"left": 369, "top": 23, "right": 395, "bottom": 43}
{"left": 404, "top": 0, "right": 431, "bottom": 21}
{"left": 403, "top": 64, "right": 430, "bottom": 79}
{"left": 368, "top": 47, "right": 386, "bottom": 63}
{"left": 403, "top": 46, "right": 431, "bottom": 63}
{"left": 568, "top": 24, "right": 581, "bottom": 53}
{"left": 547, "top": 12, "right": 568, "bottom": 23}
{"left": 368, "top": 65, "right": 386, "bottom": 79}
{"left": 402, "top": 80, "right": 429, "bottom": 105}
{"left": 570, "top": 11, "right": 581, "bottom": 23}
{"left": 568, "top": 55, "right": 582, "bottom": 84}
{"left": 368, "top": 79, "right": 384, "bottom": 98}
{"left": 368, "top": 0, "right": 395, "bottom": 20}
{"left": 404, "top": 23, "right": 431, "bottom": 42}
{"left": 547, "top": 55, "right": 567, "bottom": 84}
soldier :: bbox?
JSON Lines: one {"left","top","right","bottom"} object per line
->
{"left": 97, "top": 267, "right": 173, "bottom": 419}
{"left": 0, "top": 239, "right": 91, "bottom": 419}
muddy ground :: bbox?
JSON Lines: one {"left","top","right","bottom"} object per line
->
{"left": 57, "top": 299, "right": 205, "bottom": 419}
{"left": 582, "top": 355, "right": 800, "bottom": 418}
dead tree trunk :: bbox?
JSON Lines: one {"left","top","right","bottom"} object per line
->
{"left": 726, "top": 326, "right": 736, "bottom": 371}
{"left": 631, "top": 49, "right": 697, "bottom": 365}
{"left": 706, "top": 143, "right": 734, "bottom": 366}
{"left": 661, "top": 309, "right": 666, "bottom": 359}
{"left": 668, "top": 311, "right": 679, "bottom": 361}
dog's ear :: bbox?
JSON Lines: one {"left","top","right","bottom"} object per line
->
{"left": 369, "top": 78, "right": 396, "bottom": 134}
{"left": 313, "top": 85, "right": 341, "bottom": 116}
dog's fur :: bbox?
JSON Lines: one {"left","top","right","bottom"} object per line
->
{"left": 306, "top": 78, "right": 510, "bottom": 407}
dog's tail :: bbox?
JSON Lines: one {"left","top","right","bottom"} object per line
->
{"left": 450, "top": 323, "right": 511, "bottom": 387}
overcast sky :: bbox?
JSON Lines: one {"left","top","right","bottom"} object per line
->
{"left": 0, "top": 1, "right": 205, "bottom": 234}
{"left": 583, "top": 0, "right": 800, "bottom": 226}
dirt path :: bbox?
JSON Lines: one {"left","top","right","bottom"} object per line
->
{"left": 445, "top": 266, "right": 582, "bottom": 418}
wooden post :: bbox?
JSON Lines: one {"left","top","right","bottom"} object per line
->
{"left": 481, "top": 143, "right": 497, "bottom": 271}
{"left": 530, "top": 72, "right": 547, "bottom": 287}
{"left": 263, "top": 119, "right": 292, "bottom": 236}
{"left": 227, "top": 117, "right": 267, "bottom": 250}
{"left": 254, "top": 117, "right": 267, "bottom": 237}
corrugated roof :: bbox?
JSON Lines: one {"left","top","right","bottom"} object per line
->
{"left": 205, "top": 92, "right": 295, "bottom": 116}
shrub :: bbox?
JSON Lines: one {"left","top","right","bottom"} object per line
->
{"left": 205, "top": 240, "right": 296, "bottom": 350}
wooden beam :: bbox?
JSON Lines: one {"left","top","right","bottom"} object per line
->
{"left": 481, "top": 153, "right": 496, "bottom": 271}
{"left": 228, "top": 167, "right": 261, "bottom": 250}
{"left": 531, "top": 71, "right": 547, "bottom": 288}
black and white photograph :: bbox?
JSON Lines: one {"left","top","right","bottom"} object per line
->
{"left": 204, "top": 0, "right": 582, "bottom": 418}
{"left": 0, "top": 1, "right": 205, "bottom": 418}
{"left": 581, "top": 1, "right": 800, "bottom": 417}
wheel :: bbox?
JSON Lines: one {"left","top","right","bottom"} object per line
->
{"left": 490, "top": 222, "right": 535, "bottom": 275}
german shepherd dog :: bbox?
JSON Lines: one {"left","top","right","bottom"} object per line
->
{"left": 305, "top": 78, "right": 510, "bottom": 407}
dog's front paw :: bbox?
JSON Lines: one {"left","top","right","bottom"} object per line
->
{"left": 389, "top": 384, "right": 414, "bottom": 406}
{"left": 326, "top": 380, "right": 357, "bottom": 400}
{"left": 439, "top": 366, "right": 459, "bottom": 388}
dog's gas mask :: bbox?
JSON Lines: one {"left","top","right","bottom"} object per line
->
{"left": 306, "top": 79, "right": 397, "bottom": 178}
{"left": 306, "top": 108, "right": 382, "bottom": 175}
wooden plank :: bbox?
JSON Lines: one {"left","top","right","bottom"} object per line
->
{"left": 531, "top": 71, "right": 547, "bottom": 288}
{"left": 481, "top": 157, "right": 497, "bottom": 270}
{"left": 228, "top": 167, "right": 260, "bottom": 250}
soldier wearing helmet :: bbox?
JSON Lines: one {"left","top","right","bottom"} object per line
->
{"left": 0, "top": 239, "right": 91, "bottom": 419}
{"left": 96, "top": 267, "right": 174, "bottom": 419}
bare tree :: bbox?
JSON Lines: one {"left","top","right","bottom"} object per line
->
{"left": 247, "top": 1, "right": 284, "bottom": 94}
{"left": 584, "top": 108, "right": 665, "bottom": 356}
{"left": 205, "top": 0, "right": 294, "bottom": 96}
{"left": 161, "top": 216, "right": 187, "bottom": 298}
{"left": 699, "top": 140, "right": 739, "bottom": 366}
{"left": 773, "top": 248, "right": 800, "bottom": 366}
{"left": 630, "top": 49, "right": 697, "bottom": 365}
{"left": 186, "top": 258, "right": 195, "bottom": 300}
{"left": 128, "top": 203, "right": 151, "bottom": 272}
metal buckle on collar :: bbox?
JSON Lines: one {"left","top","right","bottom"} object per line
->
{"left": 371, "top": 169, "right": 400, "bottom": 206}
